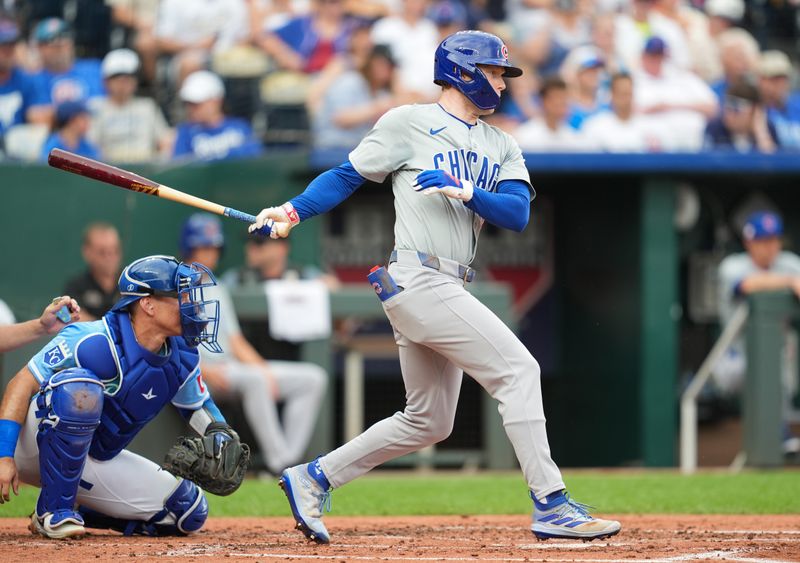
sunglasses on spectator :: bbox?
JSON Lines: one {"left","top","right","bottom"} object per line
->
{"left": 723, "top": 96, "right": 754, "bottom": 113}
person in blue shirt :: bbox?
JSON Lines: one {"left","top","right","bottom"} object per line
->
{"left": 757, "top": 50, "right": 800, "bottom": 151}
{"left": 704, "top": 79, "right": 778, "bottom": 152}
{"left": 0, "top": 17, "right": 51, "bottom": 137}
{"left": 40, "top": 99, "right": 100, "bottom": 160}
{"left": 172, "top": 70, "right": 263, "bottom": 161}
{"left": 0, "top": 255, "right": 244, "bottom": 539}
{"left": 257, "top": 0, "right": 357, "bottom": 73}
{"left": 29, "top": 18, "right": 104, "bottom": 110}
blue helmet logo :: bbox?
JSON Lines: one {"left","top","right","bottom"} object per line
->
{"left": 112, "top": 255, "right": 222, "bottom": 352}
{"left": 433, "top": 30, "right": 522, "bottom": 110}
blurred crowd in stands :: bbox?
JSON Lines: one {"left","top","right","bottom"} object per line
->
{"left": 0, "top": 0, "right": 799, "bottom": 162}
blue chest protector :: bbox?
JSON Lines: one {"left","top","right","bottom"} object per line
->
{"left": 87, "top": 312, "right": 201, "bottom": 460}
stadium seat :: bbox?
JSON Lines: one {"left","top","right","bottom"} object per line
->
{"left": 4, "top": 124, "right": 50, "bottom": 162}
{"left": 259, "top": 71, "right": 312, "bottom": 147}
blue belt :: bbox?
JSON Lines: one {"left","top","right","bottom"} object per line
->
{"left": 389, "top": 250, "right": 475, "bottom": 283}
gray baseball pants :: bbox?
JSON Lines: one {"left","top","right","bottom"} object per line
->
{"left": 319, "top": 250, "right": 565, "bottom": 499}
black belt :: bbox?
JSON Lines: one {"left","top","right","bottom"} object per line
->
{"left": 389, "top": 250, "right": 475, "bottom": 283}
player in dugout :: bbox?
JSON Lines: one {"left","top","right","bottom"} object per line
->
{"left": 0, "top": 255, "right": 249, "bottom": 539}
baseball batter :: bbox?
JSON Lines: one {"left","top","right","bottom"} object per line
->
{"left": 0, "top": 255, "right": 246, "bottom": 539}
{"left": 250, "top": 31, "right": 621, "bottom": 543}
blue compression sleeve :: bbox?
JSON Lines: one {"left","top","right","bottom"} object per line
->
{"left": 464, "top": 180, "right": 533, "bottom": 232}
{"left": 289, "top": 161, "right": 366, "bottom": 221}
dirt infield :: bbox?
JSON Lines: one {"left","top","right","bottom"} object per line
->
{"left": 1, "top": 514, "right": 798, "bottom": 562}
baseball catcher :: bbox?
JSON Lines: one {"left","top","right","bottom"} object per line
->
{"left": 0, "top": 255, "right": 249, "bottom": 539}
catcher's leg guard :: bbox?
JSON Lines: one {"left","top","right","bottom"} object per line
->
{"left": 33, "top": 368, "right": 104, "bottom": 539}
{"left": 79, "top": 479, "right": 208, "bottom": 536}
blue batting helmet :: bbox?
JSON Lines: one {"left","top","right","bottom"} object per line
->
{"left": 433, "top": 30, "right": 522, "bottom": 110}
{"left": 179, "top": 213, "right": 224, "bottom": 259}
{"left": 112, "top": 255, "right": 221, "bottom": 352}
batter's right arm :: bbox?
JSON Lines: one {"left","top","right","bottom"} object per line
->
{"left": 0, "top": 367, "right": 41, "bottom": 503}
{"left": 250, "top": 161, "right": 366, "bottom": 236}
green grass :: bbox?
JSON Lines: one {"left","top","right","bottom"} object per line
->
{"left": 2, "top": 469, "right": 799, "bottom": 518}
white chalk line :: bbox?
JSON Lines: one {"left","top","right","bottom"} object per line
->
{"left": 158, "top": 548, "right": 798, "bottom": 563}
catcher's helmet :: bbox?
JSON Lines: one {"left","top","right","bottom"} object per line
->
{"left": 433, "top": 30, "right": 522, "bottom": 110}
{"left": 112, "top": 255, "right": 221, "bottom": 352}
{"left": 179, "top": 213, "right": 224, "bottom": 259}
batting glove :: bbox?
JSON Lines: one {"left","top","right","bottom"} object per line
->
{"left": 413, "top": 169, "right": 473, "bottom": 202}
{"left": 248, "top": 203, "right": 300, "bottom": 239}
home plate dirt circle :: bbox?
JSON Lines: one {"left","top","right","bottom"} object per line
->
{"left": 1, "top": 515, "right": 798, "bottom": 562}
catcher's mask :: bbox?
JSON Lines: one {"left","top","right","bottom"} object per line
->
{"left": 113, "top": 254, "right": 222, "bottom": 352}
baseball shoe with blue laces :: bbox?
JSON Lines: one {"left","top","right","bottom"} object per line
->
{"left": 531, "top": 491, "right": 620, "bottom": 541}
{"left": 279, "top": 460, "right": 332, "bottom": 544}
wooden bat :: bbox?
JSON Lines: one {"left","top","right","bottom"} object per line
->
{"left": 47, "top": 148, "right": 268, "bottom": 231}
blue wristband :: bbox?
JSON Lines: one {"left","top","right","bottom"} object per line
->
{"left": 0, "top": 419, "right": 22, "bottom": 458}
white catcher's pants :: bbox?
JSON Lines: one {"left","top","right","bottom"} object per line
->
{"left": 15, "top": 400, "right": 180, "bottom": 521}
{"left": 320, "top": 252, "right": 565, "bottom": 499}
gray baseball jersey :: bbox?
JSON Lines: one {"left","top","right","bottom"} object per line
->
{"left": 718, "top": 251, "right": 800, "bottom": 325}
{"left": 349, "top": 103, "right": 533, "bottom": 265}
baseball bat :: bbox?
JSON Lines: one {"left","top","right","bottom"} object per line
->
{"left": 47, "top": 149, "right": 267, "bottom": 230}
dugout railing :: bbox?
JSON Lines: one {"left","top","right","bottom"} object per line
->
{"left": 681, "top": 291, "right": 800, "bottom": 473}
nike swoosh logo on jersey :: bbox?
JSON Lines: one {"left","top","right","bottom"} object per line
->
{"left": 429, "top": 126, "right": 447, "bottom": 135}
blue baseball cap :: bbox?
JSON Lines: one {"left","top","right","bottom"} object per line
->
{"left": 743, "top": 211, "right": 783, "bottom": 241}
{"left": 0, "top": 17, "right": 19, "bottom": 44}
{"left": 643, "top": 36, "right": 667, "bottom": 56}
{"left": 428, "top": 0, "right": 468, "bottom": 27}
{"left": 55, "top": 99, "right": 89, "bottom": 127}
{"left": 577, "top": 52, "right": 605, "bottom": 72}
{"left": 180, "top": 213, "right": 225, "bottom": 258}
{"left": 34, "top": 17, "right": 70, "bottom": 43}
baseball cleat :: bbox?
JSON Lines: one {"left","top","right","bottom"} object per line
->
{"left": 531, "top": 491, "right": 620, "bottom": 541}
{"left": 279, "top": 464, "right": 332, "bottom": 544}
{"left": 29, "top": 510, "right": 86, "bottom": 539}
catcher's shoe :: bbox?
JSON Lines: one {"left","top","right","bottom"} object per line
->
{"left": 531, "top": 491, "right": 620, "bottom": 541}
{"left": 279, "top": 463, "right": 332, "bottom": 544}
{"left": 29, "top": 509, "right": 86, "bottom": 539}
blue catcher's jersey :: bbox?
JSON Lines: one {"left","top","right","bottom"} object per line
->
{"left": 28, "top": 311, "right": 209, "bottom": 461}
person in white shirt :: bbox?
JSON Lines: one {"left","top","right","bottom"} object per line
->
{"left": 582, "top": 72, "right": 659, "bottom": 152}
{"left": 632, "top": 36, "right": 717, "bottom": 151}
{"left": 89, "top": 49, "right": 172, "bottom": 163}
{"left": 615, "top": 0, "right": 692, "bottom": 71}
{"left": 370, "top": 0, "right": 440, "bottom": 101}
{"left": 155, "top": 0, "right": 249, "bottom": 85}
{"left": 514, "top": 76, "right": 589, "bottom": 152}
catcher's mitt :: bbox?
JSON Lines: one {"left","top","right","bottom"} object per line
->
{"left": 163, "top": 422, "right": 250, "bottom": 496}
